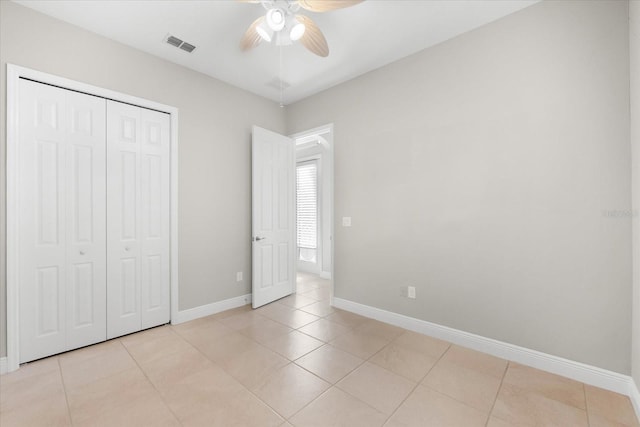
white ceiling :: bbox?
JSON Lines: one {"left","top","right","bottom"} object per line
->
{"left": 14, "top": 0, "right": 539, "bottom": 105}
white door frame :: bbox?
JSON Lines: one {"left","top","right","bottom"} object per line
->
{"left": 6, "top": 64, "right": 179, "bottom": 372}
{"left": 291, "top": 124, "right": 334, "bottom": 281}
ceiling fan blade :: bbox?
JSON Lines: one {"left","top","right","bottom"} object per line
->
{"left": 297, "top": 0, "right": 363, "bottom": 13}
{"left": 240, "top": 16, "right": 264, "bottom": 51}
{"left": 296, "top": 15, "right": 329, "bottom": 57}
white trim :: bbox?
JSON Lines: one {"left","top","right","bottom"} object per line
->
{"left": 6, "top": 65, "right": 20, "bottom": 373}
{"left": 0, "top": 357, "right": 7, "bottom": 375}
{"left": 172, "top": 294, "right": 252, "bottom": 325}
{"left": 295, "top": 128, "right": 331, "bottom": 145}
{"left": 333, "top": 297, "right": 633, "bottom": 396}
{"left": 630, "top": 379, "right": 640, "bottom": 422}
{"left": 170, "top": 90, "right": 180, "bottom": 331}
{"left": 6, "top": 63, "right": 179, "bottom": 373}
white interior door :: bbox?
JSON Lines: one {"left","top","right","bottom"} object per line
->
{"left": 107, "top": 101, "right": 170, "bottom": 338}
{"left": 139, "top": 108, "right": 171, "bottom": 329}
{"left": 65, "top": 90, "right": 107, "bottom": 350}
{"left": 252, "top": 126, "right": 296, "bottom": 308}
{"left": 19, "top": 79, "right": 107, "bottom": 363}
{"left": 107, "top": 101, "right": 142, "bottom": 339}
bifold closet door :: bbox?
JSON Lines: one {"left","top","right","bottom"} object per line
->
{"left": 19, "top": 79, "right": 107, "bottom": 363}
{"left": 107, "top": 101, "right": 171, "bottom": 339}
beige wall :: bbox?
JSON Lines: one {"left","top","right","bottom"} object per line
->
{"left": 0, "top": 1, "right": 287, "bottom": 357}
{"left": 631, "top": 0, "right": 640, "bottom": 386}
{"left": 287, "top": 0, "right": 632, "bottom": 373}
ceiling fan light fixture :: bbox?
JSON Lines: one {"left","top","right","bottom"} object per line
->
{"left": 289, "top": 19, "right": 305, "bottom": 41}
{"left": 256, "top": 21, "right": 274, "bottom": 42}
{"left": 276, "top": 30, "right": 292, "bottom": 46}
{"left": 266, "top": 8, "right": 286, "bottom": 31}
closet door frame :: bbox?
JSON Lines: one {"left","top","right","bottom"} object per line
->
{"left": 6, "top": 64, "right": 180, "bottom": 373}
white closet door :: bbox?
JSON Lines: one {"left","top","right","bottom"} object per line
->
{"left": 19, "top": 79, "right": 106, "bottom": 363}
{"left": 140, "top": 108, "right": 171, "bottom": 329}
{"left": 65, "top": 90, "right": 107, "bottom": 350}
{"left": 107, "top": 101, "right": 142, "bottom": 339}
{"left": 106, "top": 101, "right": 170, "bottom": 338}
{"left": 19, "top": 80, "right": 67, "bottom": 362}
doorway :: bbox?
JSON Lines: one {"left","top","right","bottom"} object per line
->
{"left": 250, "top": 124, "right": 333, "bottom": 308}
{"left": 296, "top": 159, "right": 321, "bottom": 275}
{"left": 293, "top": 125, "right": 334, "bottom": 298}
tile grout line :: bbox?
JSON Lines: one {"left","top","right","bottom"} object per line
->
{"left": 285, "top": 320, "right": 387, "bottom": 422}
{"left": 234, "top": 355, "right": 331, "bottom": 422}
{"left": 176, "top": 317, "right": 316, "bottom": 424}
{"left": 484, "top": 360, "right": 510, "bottom": 427}
{"left": 120, "top": 330, "right": 185, "bottom": 427}
{"left": 255, "top": 292, "right": 353, "bottom": 359}
{"left": 380, "top": 342, "right": 454, "bottom": 425}
{"left": 286, "top": 310, "right": 452, "bottom": 423}
{"left": 291, "top": 331, "right": 370, "bottom": 389}
{"left": 56, "top": 357, "right": 75, "bottom": 426}
{"left": 269, "top": 361, "right": 333, "bottom": 422}
{"left": 583, "top": 383, "right": 591, "bottom": 426}
{"left": 246, "top": 289, "right": 342, "bottom": 422}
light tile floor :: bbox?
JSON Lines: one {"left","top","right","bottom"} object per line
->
{"left": 1, "top": 272, "right": 638, "bottom": 426}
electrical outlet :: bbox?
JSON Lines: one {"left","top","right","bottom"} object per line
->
{"left": 407, "top": 286, "right": 416, "bottom": 299}
{"left": 342, "top": 217, "right": 352, "bottom": 227}
{"left": 236, "top": 272, "right": 243, "bottom": 282}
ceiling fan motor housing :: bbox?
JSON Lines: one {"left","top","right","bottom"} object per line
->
{"left": 266, "top": 7, "right": 286, "bottom": 31}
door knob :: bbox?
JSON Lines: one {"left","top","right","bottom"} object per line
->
{"left": 79, "top": 250, "right": 85, "bottom": 255}
{"left": 254, "top": 236, "right": 266, "bottom": 241}
{"left": 125, "top": 246, "right": 130, "bottom": 251}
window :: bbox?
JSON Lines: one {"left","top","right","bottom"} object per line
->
{"left": 297, "top": 160, "right": 318, "bottom": 263}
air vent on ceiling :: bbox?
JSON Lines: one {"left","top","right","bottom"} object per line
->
{"left": 266, "top": 78, "right": 291, "bottom": 90}
{"left": 164, "top": 34, "right": 196, "bottom": 53}
{"left": 180, "top": 42, "right": 196, "bottom": 53}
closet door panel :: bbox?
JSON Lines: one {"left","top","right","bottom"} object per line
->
{"left": 19, "top": 80, "right": 68, "bottom": 362}
{"left": 18, "top": 79, "right": 172, "bottom": 361}
{"left": 107, "top": 101, "right": 142, "bottom": 339}
{"left": 140, "top": 109, "right": 171, "bottom": 329}
{"left": 19, "top": 80, "right": 108, "bottom": 362}
{"left": 65, "top": 90, "right": 107, "bottom": 349}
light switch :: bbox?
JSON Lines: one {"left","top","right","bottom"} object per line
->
{"left": 342, "top": 217, "right": 352, "bottom": 227}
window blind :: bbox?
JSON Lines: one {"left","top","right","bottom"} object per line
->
{"left": 296, "top": 162, "right": 317, "bottom": 249}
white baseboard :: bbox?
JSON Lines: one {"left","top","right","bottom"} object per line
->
{"left": 333, "top": 298, "right": 633, "bottom": 398}
{"left": 172, "top": 294, "right": 252, "bottom": 325}
{"left": 630, "top": 378, "right": 640, "bottom": 422}
{"left": 0, "top": 357, "right": 7, "bottom": 375}
{"left": 319, "top": 271, "right": 332, "bottom": 280}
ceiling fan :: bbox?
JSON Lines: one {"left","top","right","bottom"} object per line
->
{"left": 239, "top": 0, "right": 363, "bottom": 57}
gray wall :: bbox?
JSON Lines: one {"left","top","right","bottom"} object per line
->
{"left": 0, "top": 1, "right": 287, "bottom": 357}
{"left": 287, "top": 0, "right": 632, "bottom": 373}
{"left": 632, "top": 0, "right": 640, "bottom": 386}
{"left": 1, "top": 0, "right": 634, "bottom": 374}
